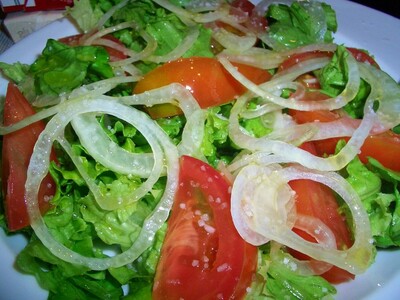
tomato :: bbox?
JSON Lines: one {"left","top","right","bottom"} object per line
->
{"left": 230, "top": 0, "right": 268, "bottom": 33}
{"left": 279, "top": 48, "right": 378, "bottom": 74}
{"left": 289, "top": 142, "right": 355, "bottom": 284}
{"left": 133, "top": 57, "right": 272, "bottom": 118}
{"left": 356, "top": 131, "right": 400, "bottom": 171}
{"left": 153, "top": 155, "right": 257, "bottom": 299}
{"left": 2, "top": 83, "right": 56, "bottom": 231}
{"left": 278, "top": 51, "right": 333, "bottom": 72}
{"left": 290, "top": 105, "right": 400, "bottom": 171}
{"left": 59, "top": 33, "right": 127, "bottom": 62}
{"left": 347, "top": 47, "right": 380, "bottom": 68}
{"left": 231, "top": 0, "right": 255, "bottom": 14}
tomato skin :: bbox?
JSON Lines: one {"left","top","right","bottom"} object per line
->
{"left": 346, "top": 47, "right": 379, "bottom": 68}
{"left": 230, "top": 0, "right": 268, "bottom": 33}
{"left": 134, "top": 57, "right": 271, "bottom": 118}
{"left": 288, "top": 142, "right": 355, "bottom": 284}
{"left": 153, "top": 155, "right": 257, "bottom": 300}
{"left": 290, "top": 105, "right": 400, "bottom": 171}
{"left": 2, "top": 83, "right": 56, "bottom": 231}
{"left": 278, "top": 51, "right": 333, "bottom": 72}
{"left": 59, "top": 33, "right": 127, "bottom": 62}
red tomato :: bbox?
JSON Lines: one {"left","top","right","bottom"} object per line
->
{"left": 279, "top": 48, "right": 378, "bottom": 73}
{"left": 231, "top": 0, "right": 255, "bottom": 14}
{"left": 278, "top": 51, "right": 333, "bottom": 72}
{"left": 290, "top": 105, "right": 400, "bottom": 171}
{"left": 289, "top": 142, "right": 355, "bottom": 284}
{"left": 133, "top": 57, "right": 272, "bottom": 118}
{"left": 2, "top": 83, "right": 56, "bottom": 231}
{"left": 153, "top": 155, "right": 257, "bottom": 299}
{"left": 357, "top": 131, "right": 400, "bottom": 171}
{"left": 59, "top": 33, "right": 127, "bottom": 62}
{"left": 230, "top": 0, "right": 268, "bottom": 33}
{"left": 347, "top": 47, "right": 380, "bottom": 68}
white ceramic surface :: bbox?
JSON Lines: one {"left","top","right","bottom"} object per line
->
{"left": 0, "top": 1, "right": 399, "bottom": 299}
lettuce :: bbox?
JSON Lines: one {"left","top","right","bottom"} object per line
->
{"left": 13, "top": 112, "right": 168, "bottom": 299}
{"left": 316, "top": 45, "right": 371, "bottom": 118}
{"left": 0, "top": 61, "right": 29, "bottom": 84}
{"left": 68, "top": 0, "right": 214, "bottom": 75}
{"left": 341, "top": 148, "right": 400, "bottom": 248}
{"left": 265, "top": 1, "right": 337, "bottom": 50}
{"left": 249, "top": 245, "right": 336, "bottom": 299}
{"left": 30, "top": 39, "right": 114, "bottom": 96}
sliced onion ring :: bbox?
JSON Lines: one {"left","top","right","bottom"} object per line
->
{"left": 25, "top": 97, "right": 179, "bottom": 270}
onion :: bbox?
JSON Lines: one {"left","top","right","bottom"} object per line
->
{"left": 231, "top": 163, "right": 374, "bottom": 274}
{"left": 211, "top": 26, "right": 257, "bottom": 52}
{"left": 71, "top": 113, "right": 155, "bottom": 178}
{"left": 219, "top": 53, "right": 360, "bottom": 111}
{"left": 152, "top": 0, "right": 230, "bottom": 23}
{"left": 218, "top": 43, "right": 337, "bottom": 70}
{"left": 359, "top": 62, "right": 400, "bottom": 131}
{"left": 25, "top": 97, "right": 179, "bottom": 270}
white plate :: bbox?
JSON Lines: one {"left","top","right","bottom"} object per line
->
{"left": 0, "top": 1, "right": 399, "bottom": 299}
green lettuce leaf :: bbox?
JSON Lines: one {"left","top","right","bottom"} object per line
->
{"left": 316, "top": 45, "right": 371, "bottom": 118}
{"left": 265, "top": 1, "right": 337, "bottom": 50}
{"left": 66, "top": 0, "right": 104, "bottom": 32}
{"left": 341, "top": 147, "right": 400, "bottom": 248}
{"left": 30, "top": 39, "right": 114, "bottom": 96}
{"left": 0, "top": 61, "right": 30, "bottom": 84}
{"left": 249, "top": 245, "right": 336, "bottom": 299}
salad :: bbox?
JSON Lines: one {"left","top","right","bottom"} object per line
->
{"left": 1, "top": 0, "right": 400, "bottom": 299}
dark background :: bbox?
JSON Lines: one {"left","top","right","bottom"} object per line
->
{"left": 350, "top": 0, "right": 400, "bottom": 18}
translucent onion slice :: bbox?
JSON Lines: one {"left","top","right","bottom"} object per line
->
{"left": 71, "top": 113, "right": 155, "bottom": 178}
{"left": 228, "top": 63, "right": 378, "bottom": 171}
{"left": 122, "top": 83, "right": 205, "bottom": 157}
{"left": 152, "top": 0, "right": 229, "bottom": 23}
{"left": 269, "top": 241, "right": 333, "bottom": 277}
{"left": 218, "top": 43, "right": 336, "bottom": 70}
{"left": 359, "top": 62, "right": 400, "bottom": 131}
{"left": 219, "top": 54, "right": 360, "bottom": 111}
{"left": 212, "top": 26, "right": 257, "bottom": 52}
{"left": 231, "top": 164, "right": 374, "bottom": 274}
{"left": 147, "top": 25, "right": 199, "bottom": 63}
{"left": 25, "top": 97, "right": 179, "bottom": 270}
{"left": 291, "top": 215, "right": 336, "bottom": 275}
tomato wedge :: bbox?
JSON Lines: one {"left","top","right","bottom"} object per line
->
{"left": 2, "top": 83, "right": 56, "bottom": 231}
{"left": 290, "top": 104, "right": 400, "bottom": 172}
{"left": 134, "top": 57, "right": 272, "bottom": 118}
{"left": 289, "top": 142, "right": 355, "bottom": 284}
{"left": 153, "top": 155, "right": 257, "bottom": 299}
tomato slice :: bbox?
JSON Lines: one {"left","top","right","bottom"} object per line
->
{"left": 2, "top": 83, "right": 56, "bottom": 231}
{"left": 133, "top": 57, "right": 272, "bottom": 118}
{"left": 59, "top": 33, "right": 127, "bottom": 62}
{"left": 153, "top": 155, "right": 257, "bottom": 299}
{"left": 289, "top": 142, "right": 355, "bottom": 284}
